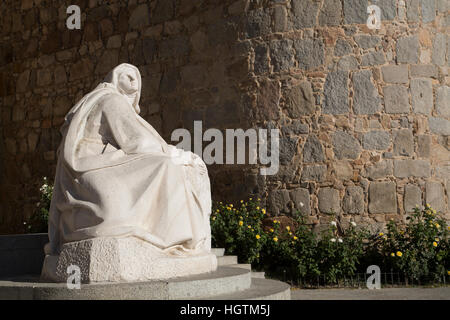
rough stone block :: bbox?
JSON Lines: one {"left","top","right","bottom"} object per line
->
{"left": 319, "top": 0, "right": 342, "bottom": 26}
{"left": 363, "top": 160, "right": 393, "bottom": 180}
{"left": 361, "top": 51, "right": 385, "bottom": 66}
{"left": 333, "top": 160, "right": 354, "bottom": 180}
{"left": 363, "top": 131, "right": 391, "bottom": 150}
{"left": 381, "top": 65, "right": 409, "bottom": 84}
{"left": 254, "top": 44, "right": 269, "bottom": 75}
{"left": 426, "top": 181, "right": 446, "bottom": 213}
{"left": 270, "top": 39, "right": 294, "bottom": 72}
{"left": 280, "top": 136, "right": 299, "bottom": 165}
{"left": 432, "top": 33, "right": 447, "bottom": 66}
{"left": 429, "top": 117, "right": 450, "bottom": 136}
{"left": 354, "top": 35, "right": 381, "bottom": 49}
{"left": 394, "top": 159, "right": 431, "bottom": 178}
{"left": 436, "top": 86, "right": 450, "bottom": 117}
{"left": 377, "top": 0, "right": 397, "bottom": 20}
{"left": 396, "top": 35, "right": 419, "bottom": 63}
{"left": 406, "top": 0, "right": 420, "bottom": 22}
{"left": 417, "top": 135, "right": 432, "bottom": 158}
{"left": 404, "top": 184, "right": 422, "bottom": 212}
{"left": 318, "top": 188, "right": 341, "bottom": 214}
{"left": 303, "top": 135, "right": 325, "bottom": 163}
{"left": 421, "top": 0, "right": 436, "bottom": 23}
{"left": 291, "top": 0, "right": 320, "bottom": 28}
{"left": 369, "top": 182, "right": 397, "bottom": 214}
{"left": 41, "top": 237, "right": 218, "bottom": 283}
{"left": 284, "top": 81, "right": 315, "bottom": 117}
{"left": 393, "top": 129, "right": 414, "bottom": 156}
{"left": 282, "top": 120, "right": 309, "bottom": 135}
{"left": 410, "top": 64, "right": 438, "bottom": 78}
{"left": 343, "top": 186, "right": 365, "bottom": 214}
{"left": 332, "top": 131, "right": 362, "bottom": 160}
{"left": 334, "top": 39, "right": 353, "bottom": 56}
{"left": 353, "top": 70, "right": 382, "bottom": 114}
{"left": 323, "top": 71, "right": 349, "bottom": 114}
{"left": 294, "top": 38, "right": 325, "bottom": 70}
{"left": 269, "top": 189, "right": 290, "bottom": 215}
{"left": 289, "top": 188, "right": 311, "bottom": 215}
{"left": 384, "top": 85, "right": 410, "bottom": 114}
{"left": 301, "top": 164, "right": 327, "bottom": 182}
{"left": 343, "top": 0, "right": 369, "bottom": 24}
{"left": 245, "top": 8, "right": 271, "bottom": 38}
{"left": 338, "top": 56, "right": 359, "bottom": 71}
{"left": 411, "top": 78, "right": 433, "bottom": 115}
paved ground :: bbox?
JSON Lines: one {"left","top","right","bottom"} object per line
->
{"left": 290, "top": 287, "right": 450, "bottom": 300}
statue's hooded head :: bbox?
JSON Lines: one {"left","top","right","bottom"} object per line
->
{"left": 104, "top": 63, "right": 142, "bottom": 114}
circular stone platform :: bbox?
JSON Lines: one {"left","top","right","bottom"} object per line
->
{"left": 0, "top": 266, "right": 290, "bottom": 300}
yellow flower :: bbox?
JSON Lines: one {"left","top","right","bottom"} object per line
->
{"left": 249, "top": 198, "right": 253, "bottom": 201}
{"left": 216, "top": 209, "right": 219, "bottom": 213}
{"left": 258, "top": 198, "right": 261, "bottom": 201}
{"left": 433, "top": 242, "right": 438, "bottom": 247}
{"left": 286, "top": 226, "right": 291, "bottom": 231}
{"left": 240, "top": 200, "right": 244, "bottom": 203}
{"left": 212, "top": 217, "right": 216, "bottom": 221}
{"left": 256, "top": 234, "right": 261, "bottom": 240}
{"left": 426, "top": 203, "right": 430, "bottom": 208}
{"left": 390, "top": 253, "right": 395, "bottom": 257}
{"left": 262, "top": 209, "right": 266, "bottom": 214}
{"left": 239, "top": 221, "right": 243, "bottom": 226}
{"left": 378, "top": 232, "right": 384, "bottom": 236}
{"left": 273, "top": 237, "right": 278, "bottom": 242}
{"left": 248, "top": 225, "right": 251, "bottom": 229}
{"left": 256, "top": 206, "right": 260, "bottom": 210}
{"left": 293, "top": 236, "right": 298, "bottom": 240}
{"left": 270, "top": 228, "right": 274, "bottom": 233}
{"left": 448, "top": 226, "right": 450, "bottom": 231}
{"left": 447, "top": 270, "right": 450, "bottom": 276}
{"left": 435, "top": 223, "right": 440, "bottom": 229}
{"left": 435, "top": 238, "right": 439, "bottom": 242}
{"left": 230, "top": 204, "right": 233, "bottom": 208}
{"left": 396, "top": 251, "right": 402, "bottom": 257}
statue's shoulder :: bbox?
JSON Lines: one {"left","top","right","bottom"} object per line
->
{"left": 97, "top": 92, "right": 129, "bottom": 112}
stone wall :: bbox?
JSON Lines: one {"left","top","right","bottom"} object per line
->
{"left": 0, "top": 0, "right": 448, "bottom": 234}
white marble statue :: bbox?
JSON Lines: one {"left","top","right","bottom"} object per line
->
{"left": 41, "top": 64, "right": 217, "bottom": 283}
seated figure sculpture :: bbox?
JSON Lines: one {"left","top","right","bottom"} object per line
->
{"left": 41, "top": 64, "right": 217, "bottom": 283}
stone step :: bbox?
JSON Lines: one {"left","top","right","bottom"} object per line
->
{"left": 0, "top": 267, "right": 252, "bottom": 300}
{"left": 227, "top": 263, "right": 251, "bottom": 270}
{"left": 211, "top": 248, "right": 225, "bottom": 257}
{"left": 217, "top": 255, "right": 238, "bottom": 266}
{"left": 251, "top": 271, "right": 266, "bottom": 279}
{"left": 201, "top": 278, "right": 290, "bottom": 300}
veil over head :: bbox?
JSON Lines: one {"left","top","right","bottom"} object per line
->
{"left": 103, "top": 63, "right": 142, "bottom": 114}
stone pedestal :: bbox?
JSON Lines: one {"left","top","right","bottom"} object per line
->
{"left": 41, "top": 237, "right": 217, "bottom": 283}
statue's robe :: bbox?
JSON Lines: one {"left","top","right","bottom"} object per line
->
{"left": 46, "top": 83, "right": 211, "bottom": 256}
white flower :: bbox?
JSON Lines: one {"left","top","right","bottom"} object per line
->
{"left": 351, "top": 222, "right": 357, "bottom": 227}
{"left": 331, "top": 221, "right": 337, "bottom": 227}
{"left": 330, "top": 238, "right": 336, "bottom": 242}
{"left": 299, "top": 202, "right": 304, "bottom": 207}
{"left": 338, "top": 238, "right": 343, "bottom": 243}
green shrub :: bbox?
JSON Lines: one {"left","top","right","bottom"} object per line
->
{"left": 26, "top": 177, "right": 52, "bottom": 233}
{"left": 374, "top": 204, "right": 449, "bottom": 282}
{"left": 211, "top": 198, "right": 449, "bottom": 286}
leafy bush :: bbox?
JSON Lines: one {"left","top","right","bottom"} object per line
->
{"left": 371, "top": 204, "right": 449, "bottom": 282}
{"left": 211, "top": 198, "right": 449, "bottom": 286}
{"left": 26, "top": 177, "right": 52, "bottom": 233}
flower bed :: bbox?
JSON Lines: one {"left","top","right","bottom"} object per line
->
{"left": 211, "top": 199, "right": 449, "bottom": 286}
